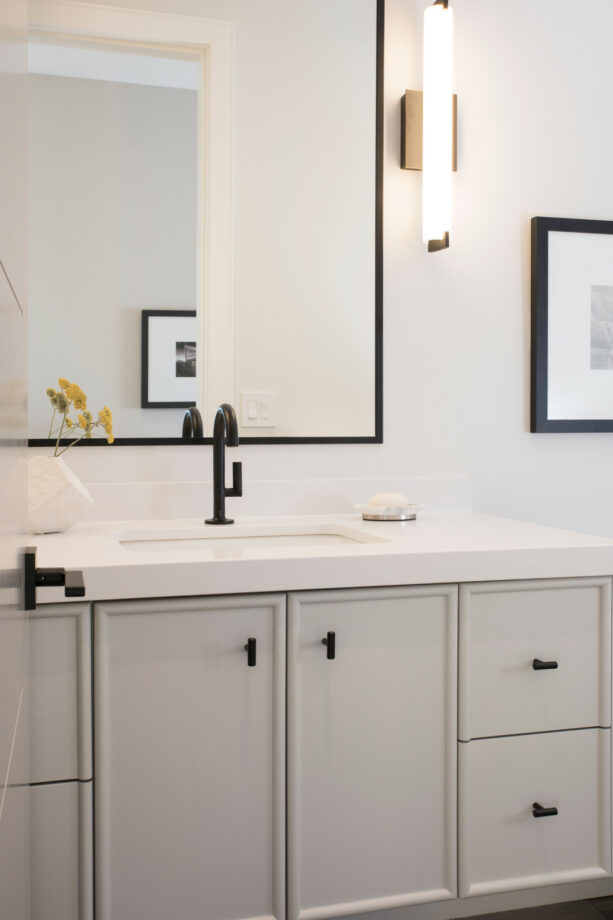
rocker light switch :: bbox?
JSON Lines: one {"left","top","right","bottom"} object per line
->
{"left": 240, "top": 391, "right": 277, "bottom": 428}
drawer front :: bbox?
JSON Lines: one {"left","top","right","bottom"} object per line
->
{"left": 30, "top": 604, "right": 92, "bottom": 783}
{"left": 31, "top": 780, "right": 93, "bottom": 920}
{"left": 459, "top": 578, "right": 611, "bottom": 740}
{"left": 459, "top": 729, "right": 611, "bottom": 897}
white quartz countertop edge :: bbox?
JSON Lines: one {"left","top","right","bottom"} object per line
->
{"left": 28, "top": 511, "right": 613, "bottom": 604}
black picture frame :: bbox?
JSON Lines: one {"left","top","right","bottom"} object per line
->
{"left": 141, "top": 309, "right": 197, "bottom": 409}
{"left": 531, "top": 215, "right": 613, "bottom": 433}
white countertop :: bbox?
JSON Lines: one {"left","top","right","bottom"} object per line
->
{"left": 30, "top": 511, "right": 613, "bottom": 604}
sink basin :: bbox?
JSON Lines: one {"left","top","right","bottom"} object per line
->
{"left": 116, "top": 522, "right": 389, "bottom": 556}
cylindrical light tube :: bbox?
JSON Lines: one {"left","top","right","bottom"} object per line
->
{"left": 422, "top": 1, "right": 453, "bottom": 247}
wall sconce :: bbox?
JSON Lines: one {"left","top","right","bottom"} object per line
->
{"left": 401, "top": 0, "right": 456, "bottom": 252}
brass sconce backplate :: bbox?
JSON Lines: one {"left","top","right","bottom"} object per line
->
{"left": 401, "top": 89, "right": 457, "bottom": 171}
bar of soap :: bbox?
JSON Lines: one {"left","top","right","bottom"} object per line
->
{"left": 369, "top": 492, "right": 409, "bottom": 507}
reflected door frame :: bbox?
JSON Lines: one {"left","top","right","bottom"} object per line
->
{"left": 28, "top": 0, "right": 235, "bottom": 426}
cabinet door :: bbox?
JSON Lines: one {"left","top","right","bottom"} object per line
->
{"left": 95, "top": 594, "right": 285, "bottom": 920}
{"left": 288, "top": 585, "right": 457, "bottom": 920}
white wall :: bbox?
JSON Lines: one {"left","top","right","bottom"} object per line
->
{"left": 230, "top": 0, "right": 376, "bottom": 437}
{"left": 28, "top": 74, "right": 198, "bottom": 438}
{"left": 30, "top": 0, "right": 613, "bottom": 538}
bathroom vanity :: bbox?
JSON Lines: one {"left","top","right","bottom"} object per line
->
{"left": 29, "top": 512, "right": 613, "bottom": 920}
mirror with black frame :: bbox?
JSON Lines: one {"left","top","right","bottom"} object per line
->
{"left": 27, "top": 0, "right": 383, "bottom": 446}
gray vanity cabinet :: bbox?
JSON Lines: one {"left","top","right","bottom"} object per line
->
{"left": 90, "top": 576, "right": 612, "bottom": 920}
{"left": 94, "top": 594, "right": 286, "bottom": 920}
{"left": 29, "top": 603, "right": 93, "bottom": 920}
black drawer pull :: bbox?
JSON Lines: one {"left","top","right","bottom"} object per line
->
{"left": 532, "top": 658, "right": 558, "bottom": 670}
{"left": 532, "top": 802, "right": 558, "bottom": 818}
{"left": 244, "top": 638, "right": 256, "bottom": 667}
{"left": 322, "top": 631, "right": 335, "bottom": 660}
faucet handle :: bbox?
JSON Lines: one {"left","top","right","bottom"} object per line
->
{"left": 226, "top": 461, "right": 243, "bottom": 498}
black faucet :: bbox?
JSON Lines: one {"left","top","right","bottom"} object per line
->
{"left": 182, "top": 406, "right": 203, "bottom": 438}
{"left": 205, "top": 403, "right": 243, "bottom": 525}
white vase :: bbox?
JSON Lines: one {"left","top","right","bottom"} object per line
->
{"left": 28, "top": 455, "right": 95, "bottom": 534}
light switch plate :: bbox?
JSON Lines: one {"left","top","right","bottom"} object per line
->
{"left": 240, "top": 391, "right": 277, "bottom": 428}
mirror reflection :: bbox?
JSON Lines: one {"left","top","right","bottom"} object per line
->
{"left": 27, "top": 0, "right": 380, "bottom": 444}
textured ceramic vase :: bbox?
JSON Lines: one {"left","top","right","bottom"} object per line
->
{"left": 28, "top": 455, "right": 95, "bottom": 534}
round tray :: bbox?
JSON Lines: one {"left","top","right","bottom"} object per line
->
{"left": 353, "top": 503, "right": 421, "bottom": 522}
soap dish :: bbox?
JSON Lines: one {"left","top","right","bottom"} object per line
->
{"left": 353, "top": 503, "right": 421, "bottom": 522}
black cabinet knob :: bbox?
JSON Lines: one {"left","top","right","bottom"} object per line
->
{"left": 532, "top": 802, "right": 558, "bottom": 818}
{"left": 532, "top": 658, "right": 558, "bottom": 670}
{"left": 244, "top": 637, "right": 256, "bottom": 667}
{"left": 322, "top": 631, "right": 336, "bottom": 660}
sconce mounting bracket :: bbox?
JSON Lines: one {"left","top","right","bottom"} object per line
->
{"left": 400, "top": 89, "right": 457, "bottom": 172}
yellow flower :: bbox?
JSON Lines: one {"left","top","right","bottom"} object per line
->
{"left": 48, "top": 381, "right": 113, "bottom": 455}
{"left": 64, "top": 383, "right": 87, "bottom": 410}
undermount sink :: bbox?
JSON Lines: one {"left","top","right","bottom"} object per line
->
{"left": 116, "top": 523, "right": 390, "bottom": 555}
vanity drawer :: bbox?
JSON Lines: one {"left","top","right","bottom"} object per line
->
{"left": 458, "top": 728, "right": 611, "bottom": 897}
{"left": 30, "top": 604, "right": 92, "bottom": 783}
{"left": 459, "top": 578, "right": 611, "bottom": 740}
{"left": 31, "top": 780, "right": 93, "bottom": 920}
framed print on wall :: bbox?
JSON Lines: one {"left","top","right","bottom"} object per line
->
{"left": 531, "top": 216, "right": 613, "bottom": 432}
{"left": 141, "top": 309, "right": 198, "bottom": 409}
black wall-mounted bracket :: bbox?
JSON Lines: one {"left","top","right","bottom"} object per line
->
{"left": 23, "top": 546, "right": 85, "bottom": 611}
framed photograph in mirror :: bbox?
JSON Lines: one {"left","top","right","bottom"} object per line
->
{"left": 531, "top": 216, "right": 613, "bottom": 432}
{"left": 141, "top": 309, "right": 198, "bottom": 409}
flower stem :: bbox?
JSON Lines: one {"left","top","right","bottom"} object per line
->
{"left": 55, "top": 433, "right": 87, "bottom": 456}
{"left": 47, "top": 408, "right": 57, "bottom": 440}
{"left": 54, "top": 411, "right": 67, "bottom": 457}
{"left": 54, "top": 420, "right": 104, "bottom": 456}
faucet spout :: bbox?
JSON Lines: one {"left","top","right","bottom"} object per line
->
{"left": 205, "top": 403, "right": 243, "bottom": 525}
{"left": 217, "top": 402, "right": 239, "bottom": 447}
{"left": 181, "top": 406, "right": 203, "bottom": 439}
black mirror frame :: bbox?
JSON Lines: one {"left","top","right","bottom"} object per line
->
{"left": 29, "top": 0, "right": 384, "bottom": 449}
